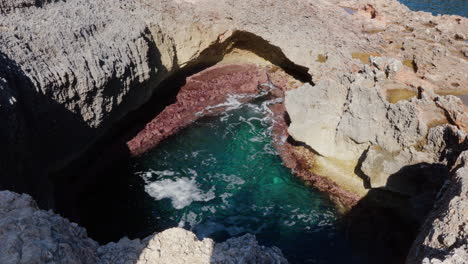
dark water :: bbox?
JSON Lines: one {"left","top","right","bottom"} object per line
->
{"left": 81, "top": 96, "right": 365, "bottom": 263}
{"left": 399, "top": 0, "right": 468, "bottom": 17}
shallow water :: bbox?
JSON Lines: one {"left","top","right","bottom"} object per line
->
{"left": 399, "top": 0, "right": 468, "bottom": 17}
{"left": 82, "top": 96, "right": 364, "bottom": 263}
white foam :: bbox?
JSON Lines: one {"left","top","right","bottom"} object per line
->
{"left": 249, "top": 136, "right": 263, "bottom": 142}
{"left": 155, "top": 170, "right": 176, "bottom": 176}
{"left": 178, "top": 211, "right": 199, "bottom": 228}
{"left": 219, "top": 192, "right": 233, "bottom": 204}
{"left": 220, "top": 174, "right": 245, "bottom": 189}
{"left": 138, "top": 169, "right": 177, "bottom": 183}
{"left": 145, "top": 177, "right": 215, "bottom": 209}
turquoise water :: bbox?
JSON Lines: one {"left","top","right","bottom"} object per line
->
{"left": 114, "top": 96, "right": 362, "bottom": 263}
{"left": 399, "top": 0, "right": 468, "bottom": 17}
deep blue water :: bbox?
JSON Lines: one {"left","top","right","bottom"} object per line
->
{"left": 399, "top": 0, "right": 468, "bottom": 17}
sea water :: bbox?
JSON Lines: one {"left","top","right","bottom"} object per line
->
{"left": 83, "top": 95, "right": 364, "bottom": 263}
{"left": 399, "top": 0, "right": 468, "bottom": 17}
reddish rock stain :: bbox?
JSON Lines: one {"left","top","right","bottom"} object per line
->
{"left": 127, "top": 64, "right": 268, "bottom": 156}
{"left": 127, "top": 63, "right": 359, "bottom": 209}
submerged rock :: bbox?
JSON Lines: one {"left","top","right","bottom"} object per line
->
{"left": 0, "top": 191, "right": 288, "bottom": 264}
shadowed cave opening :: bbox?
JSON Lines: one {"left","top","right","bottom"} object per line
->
{"left": 47, "top": 32, "right": 444, "bottom": 264}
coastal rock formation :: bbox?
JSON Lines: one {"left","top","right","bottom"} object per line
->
{"left": 285, "top": 62, "right": 467, "bottom": 197}
{"left": 0, "top": 0, "right": 467, "bottom": 263}
{"left": 284, "top": 57, "right": 467, "bottom": 262}
{"left": 407, "top": 152, "right": 468, "bottom": 264}
{"left": 334, "top": 0, "right": 468, "bottom": 92}
{"left": 0, "top": 0, "right": 465, "bottom": 205}
{"left": 127, "top": 63, "right": 269, "bottom": 156}
{"left": 0, "top": 0, "right": 59, "bottom": 13}
{"left": 0, "top": 191, "right": 100, "bottom": 264}
{"left": 0, "top": 191, "right": 288, "bottom": 264}
{"left": 0, "top": 0, "right": 158, "bottom": 206}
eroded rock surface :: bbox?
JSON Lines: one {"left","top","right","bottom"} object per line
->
{"left": 0, "top": 0, "right": 465, "bottom": 205}
{"left": 407, "top": 152, "right": 468, "bottom": 264}
{"left": 0, "top": 0, "right": 158, "bottom": 205}
{"left": 0, "top": 191, "right": 100, "bottom": 264}
{"left": 0, "top": 191, "right": 287, "bottom": 264}
{"left": 285, "top": 57, "right": 467, "bottom": 263}
{"left": 0, "top": 0, "right": 467, "bottom": 263}
{"left": 286, "top": 61, "right": 467, "bottom": 197}
{"left": 127, "top": 63, "right": 268, "bottom": 156}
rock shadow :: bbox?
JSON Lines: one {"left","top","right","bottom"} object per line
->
{"left": 0, "top": 51, "right": 95, "bottom": 208}
{"left": 344, "top": 162, "right": 450, "bottom": 264}
{"left": 51, "top": 32, "right": 316, "bottom": 242}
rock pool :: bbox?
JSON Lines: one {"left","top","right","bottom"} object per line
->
{"left": 81, "top": 96, "right": 365, "bottom": 263}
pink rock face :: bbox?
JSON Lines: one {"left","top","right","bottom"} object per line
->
{"left": 126, "top": 62, "right": 358, "bottom": 208}
{"left": 127, "top": 64, "right": 268, "bottom": 156}
{"left": 269, "top": 103, "right": 360, "bottom": 210}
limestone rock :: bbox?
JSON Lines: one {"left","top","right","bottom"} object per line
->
{"left": 0, "top": 191, "right": 288, "bottom": 264}
{"left": 406, "top": 152, "right": 468, "bottom": 264}
{"left": 285, "top": 81, "right": 349, "bottom": 159}
{"left": 0, "top": 0, "right": 158, "bottom": 205}
{"left": 0, "top": 0, "right": 370, "bottom": 204}
{"left": 124, "top": 228, "right": 288, "bottom": 264}
{"left": 336, "top": 0, "right": 468, "bottom": 93}
{"left": 0, "top": 0, "right": 58, "bottom": 13}
{"left": 0, "top": 0, "right": 467, "bottom": 263}
{"left": 0, "top": 191, "right": 100, "bottom": 264}
{"left": 286, "top": 63, "right": 468, "bottom": 196}
{"left": 1, "top": 0, "right": 466, "bottom": 205}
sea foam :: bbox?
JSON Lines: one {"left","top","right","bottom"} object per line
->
{"left": 145, "top": 177, "right": 215, "bottom": 209}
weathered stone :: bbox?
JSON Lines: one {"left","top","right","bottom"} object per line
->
{"left": 127, "top": 63, "right": 268, "bottom": 156}
{"left": 0, "top": 191, "right": 100, "bottom": 264}
{"left": 0, "top": 0, "right": 467, "bottom": 263}
{"left": 286, "top": 66, "right": 467, "bottom": 196}
{"left": 0, "top": 191, "right": 288, "bottom": 264}
{"left": 406, "top": 152, "right": 468, "bottom": 264}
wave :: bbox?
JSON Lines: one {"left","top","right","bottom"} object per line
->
{"left": 144, "top": 177, "right": 215, "bottom": 209}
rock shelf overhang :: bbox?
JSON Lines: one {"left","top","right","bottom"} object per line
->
{"left": 0, "top": 0, "right": 467, "bottom": 263}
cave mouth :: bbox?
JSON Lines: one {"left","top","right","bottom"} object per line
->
{"left": 47, "top": 58, "right": 426, "bottom": 263}
{"left": 74, "top": 91, "right": 366, "bottom": 264}
{"left": 48, "top": 32, "right": 423, "bottom": 263}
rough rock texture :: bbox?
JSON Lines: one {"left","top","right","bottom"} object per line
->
{"left": 284, "top": 58, "right": 467, "bottom": 262}
{"left": 335, "top": 0, "right": 468, "bottom": 93}
{"left": 0, "top": 0, "right": 467, "bottom": 263}
{"left": 0, "top": 191, "right": 100, "bottom": 264}
{"left": 286, "top": 59, "right": 468, "bottom": 197}
{"left": 127, "top": 63, "right": 268, "bottom": 156}
{"left": 407, "top": 151, "right": 468, "bottom": 264}
{"left": 0, "top": 0, "right": 60, "bottom": 14}
{"left": 270, "top": 102, "right": 361, "bottom": 210}
{"left": 0, "top": 191, "right": 288, "bottom": 264}
{"left": 0, "top": 0, "right": 159, "bottom": 206}
{"left": 0, "top": 0, "right": 363, "bottom": 205}
{"left": 0, "top": 0, "right": 465, "bottom": 204}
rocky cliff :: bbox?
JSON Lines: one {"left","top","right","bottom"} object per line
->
{"left": 406, "top": 151, "right": 468, "bottom": 264}
{"left": 0, "top": 0, "right": 466, "bottom": 263}
{"left": 1, "top": 0, "right": 465, "bottom": 202}
{"left": 0, "top": 191, "right": 287, "bottom": 264}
